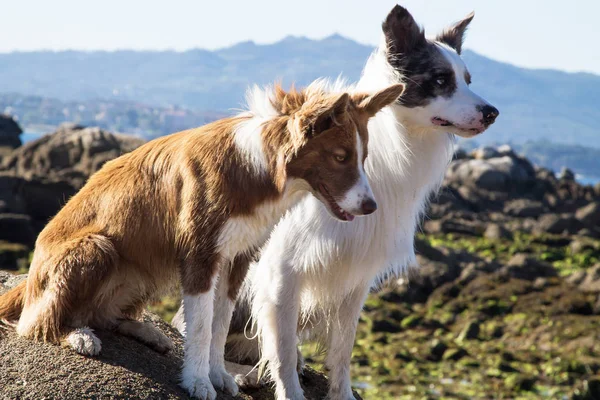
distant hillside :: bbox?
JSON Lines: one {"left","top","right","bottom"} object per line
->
{"left": 0, "top": 35, "right": 599, "bottom": 147}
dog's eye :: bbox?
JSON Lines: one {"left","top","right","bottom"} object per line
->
{"left": 334, "top": 153, "right": 348, "bottom": 163}
{"left": 435, "top": 77, "right": 446, "bottom": 86}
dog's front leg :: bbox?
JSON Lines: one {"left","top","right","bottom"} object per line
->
{"left": 325, "top": 285, "right": 370, "bottom": 400}
{"left": 253, "top": 255, "right": 304, "bottom": 400}
{"left": 208, "top": 265, "right": 240, "bottom": 396}
{"left": 180, "top": 268, "right": 218, "bottom": 400}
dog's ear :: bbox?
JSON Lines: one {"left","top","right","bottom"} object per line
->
{"left": 308, "top": 93, "right": 350, "bottom": 137}
{"left": 353, "top": 84, "right": 405, "bottom": 117}
{"left": 436, "top": 12, "right": 474, "bottom": 54}
{"left": 382, "top": 5, "right": 426, "bottom": 56}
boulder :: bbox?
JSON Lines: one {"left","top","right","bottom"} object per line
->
{"left": 472, "top": 146, "right": 500, "bottom": 160}
{"left": 500, "top": 254, "right": 558, "bottom": 281}
{"left": 504, "top": 199, "right": 545, "bottom": 218}
{"left": 577, "top": 264, "right": 600, "bottom": 293}
{"left": 445, "top": 154, "right": 535, "bottom": 192}
{"left": 1, "top": 124, "right": 145, "bottom": 189}
{"left": 558, "top": 167, "right": 575, "bottom": 181}
{"left": 576, "top": 202, "right": 600, "bottom": 227}
{"left": 0, "top": 274, "right": 343, "bottom": 400}
{"left": 0, "top": 114, "right": 23, "bottom": 150}
{"left": 535, "top": 213, "right": 585, "bottom": 235}
{"left": 484, "top": 223, "right": 513, "bottom": 240}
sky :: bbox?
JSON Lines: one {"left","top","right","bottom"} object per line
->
{"left": 3, "top": 0, "right": 599, "bottom": 74}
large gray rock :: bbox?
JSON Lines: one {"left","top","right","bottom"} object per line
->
{"left": 446, "top": 154, "right": 535, "bottom": 191}
{"left": 0, "top": 114, "right": 22, "bottom": 150}
{"left": 1, "top": 123, "right": 145, "bottom": 189}
{"left": 535, "top": 213, "right": 585, "bottom": 235}
{"left": 576, "top": 202, "right": 600, "bottom": 227}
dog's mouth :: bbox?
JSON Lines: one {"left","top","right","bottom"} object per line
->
{"left": 318, "top": 183, "right": 355, "bottom": 222}
{"left": 432, "top": 117, "right": 484, "bottom": 135}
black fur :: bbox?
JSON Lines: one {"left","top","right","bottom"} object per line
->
{"left": 382, "top": 5, "right": 461, "bottom": 108}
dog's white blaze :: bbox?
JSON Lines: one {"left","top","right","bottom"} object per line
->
{"left": 430, "top": 43, "right": 492, "bottom": 135}
{"left": 336, "top": 131, "right": 375, "bottom": 214}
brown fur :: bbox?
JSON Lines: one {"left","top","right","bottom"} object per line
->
{"left": 0, "top": 280, "right": 26, "bottom": 322}
{"left": 0, "top": 82, "right": 404, "bottom": 347}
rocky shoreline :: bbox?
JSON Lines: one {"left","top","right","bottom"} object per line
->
{"left": 0, "top": 117, "right": 599, "bottom": 399}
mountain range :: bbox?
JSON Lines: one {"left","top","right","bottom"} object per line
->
{"left": 1, "top": 34, "right": 599, "bottom": 148}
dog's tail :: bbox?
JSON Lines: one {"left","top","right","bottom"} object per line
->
{"left": 0, "top": 280, "right": 26, "bottom": 326}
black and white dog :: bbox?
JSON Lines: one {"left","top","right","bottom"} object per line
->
{"left": 175, "top": 5, "right": 499, "bottom": 400}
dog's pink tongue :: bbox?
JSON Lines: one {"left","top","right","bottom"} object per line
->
{"left": 345, "top": 213, "right": 355, "bottom": 222}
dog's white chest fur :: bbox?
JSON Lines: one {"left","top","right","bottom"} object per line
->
{"left": 218, "top": 191, "right": 305, "bottom": 261}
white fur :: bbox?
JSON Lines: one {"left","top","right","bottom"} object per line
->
{"left": 197, "top": 80, "right": 369, "bottom": 399}
{"left": 233, "top": 116, "right": 271, "bottom": 174}
{"left": 336, "top": 132, "right": 375, "bottom": 215}
{"left": 248, "top": 40, "right": 457, "bottom": 400}
{"left": 209, "top": 273, "right": 239, "bottom": 396}
{"left": 66, "top": 327, "right": 102, "bottom": 356}
{"left": 181, "top": 284, "right": 218, "bottom": 400}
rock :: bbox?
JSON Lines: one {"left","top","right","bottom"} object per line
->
{"left": 400, "top": 315, "right": 423, "bottom": 329}
{"left": 504, "top": 199, "right": 545, "bottom": 218}
{"left": 427, "top": 339, "right": 448, "bottom": 361}
{"left": 0, "top": 275, "right": 344, "bottom": 400}
{"left": 445, "top": 155, "right": 535, "bottom": 192}
{"left": 567, "top": 271, "right": 587, "bottom": 286}
{"left": 0, "top": 174, "right": 77, "bottom": 241}
{"left": 559, "top": 167, "right": 575, "bottom": 181}
{"left": 484, "top": 223, "right": 513, "bottom": 240}
{"left": 0, "top": 213, "right": 35, "bottom": 245}
{"left": 453, "top": 147, "right": 468, "bottom": 160}
{"left": 496, "top": 144, "right": 515, "bottom": 157}
{"left": 472, "top": 146, "right": 500, "bottom": 160}
{"left": 535, "top": 213, "right": 585, "bottom": 235}
{"left": 442, "top": 347, "right": 468, "bottom": 361}
{"left": 576, "top": 202, "right": 600, "bottom": 227}
{"left": 578, "top": 264, "right": 600, "bottom": 293}
{"left": 570, "top": 238, "right": 596, "bottom": 254}
{"left": 500, "top": 254, "right": 558, "bottom": 281}
{"left": 572, "top": 378, "right": 600, "bottom": 400}
{"left": 0, "top": 114, "right": 23, "bottom": 149}
{"left": 371, "top": 318, "right": 401, "bottom": 333}
{"left": 1, "top": 124, "right": 144, "bottom": 189}
{"left": 424, "top": 218, "right": 485, "bottom": 236}
{"left": 394, "top": 258, "right": 462, "bottom": 303}
{"left": 457, "top": 320, "right": 480, "bottom": 341}
{"left": 0, "top": 242, "right": 29, "bottom": 271}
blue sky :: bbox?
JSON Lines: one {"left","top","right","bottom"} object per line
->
{"left": 3, "top": 0, "right": 599, "bottom": 74}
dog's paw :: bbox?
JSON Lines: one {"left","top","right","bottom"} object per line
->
{"left": 66, "top": 327, "right": 102, "bottom": 356}
{"left": 148, "top": 329, "right": 174, "bottom": 353}
{"left": 181, "top": 374, "right": 217, "bottom": 400}
{"left": 225, "top": 361, "right": 263, "bottom": 389}
{"left": 209, "top": 366, "right": 239, "bottom": 396}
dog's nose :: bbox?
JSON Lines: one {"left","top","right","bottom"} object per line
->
{"left": 480, "top": 105, "right": 499, "bottom": 125}
{"left": 361, "top": 199, "right": 377, "bottom": 215}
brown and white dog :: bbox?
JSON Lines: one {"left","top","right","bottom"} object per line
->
{"left": 0, "top": 80, "right": 404, "bottom": 399}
